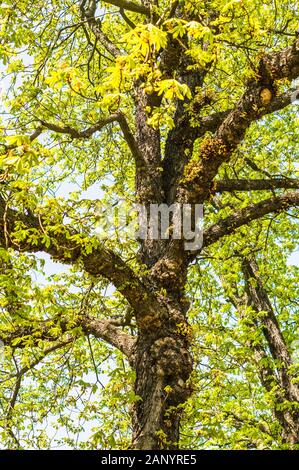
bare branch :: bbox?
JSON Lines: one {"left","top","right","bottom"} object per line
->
{"left": 225, "top": 256, "right": 299, "bottom": 440}
{"left": 223, "top": 275, "right": 297, "bottom": 436}
{"left": 119, "top": 8, "right": 136, "bottom": 28}
{"left": 202, "top": 191, "right": 299, "bottom": 250}
{"left": 151, "top": 189, "right": 299, "bottom": 290}
{"left": 81, "top": 315, "right": 135, "bottom": 358}
{"left": 215, "top": 178, "right": 299, "bottom": 193}
{"left": 39, "top": 114, "right": 121, "bottom": 139}
{"left": 118, "top": 112, "right": 143, "bottom": 162}
{"left": 28, "top": 127, "right": 43, "bottom": 143}
{"left": 39, "top": 112, "right": 142, "bottom": 162}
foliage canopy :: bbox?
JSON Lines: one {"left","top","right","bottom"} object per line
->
{"left": 0, "top": 0, "right": 299, "bottom": 450}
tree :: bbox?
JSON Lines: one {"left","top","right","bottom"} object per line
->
{"left": 0, "top": 0, "right": 299, "bottom": 450}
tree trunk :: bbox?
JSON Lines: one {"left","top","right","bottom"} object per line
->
{"left": 253, "top": 345, "right": 299, "bottom": 446}
{"left": 242, "top": 258, "right": 299, "bottom": 446}
{"left": 279, "top": 410, "right": 299, "bottom": 446}
{"left": 131, "top": 74, "right": 194, "bottom": 449}
{"left": 132, "top": 303, "right": 193, "bottom": 450}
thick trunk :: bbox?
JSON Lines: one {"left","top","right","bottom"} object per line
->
{"left": 131, "top": 304, "right": 193, "bottom": 450}
{"left": 131, "top": 69, "right": 194, "bottom": 448}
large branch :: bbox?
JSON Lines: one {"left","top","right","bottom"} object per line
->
{"left": 161, "top": 88, "right": 293, "bottom": 193}
{"left": 0, "top": 315, "right": 135, "bottom": 359}
{"left": 0, "top": 196, "right": 151, "bottom": 312}
{"left": 102, "top": 0, "right": 150, "bottom": 15}
{"left": 152, "top": 40, "right": 299, "bottom": 281}
{"left": 198, "top": 89, "right": 295, "bottom": 137}
{"left": 80, "top": 0, "right": 121, "bottom": 57}
{"left": 215, "top": 178, "right": 299, "bottom": 193}
{"left": 180, "top": 38, "right": 299, "bottom": 206}
{"left": 81, "top": 314, "right": 135, "bottom": 358}
{"left": 202, "top": 191, "right": 299, "bottom": 250}
{"left": 151, "top": 190, "right": 299, "bottom": 287}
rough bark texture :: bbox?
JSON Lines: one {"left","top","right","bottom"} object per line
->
{"left": 241, "top": 258, "right": 299, "bottom": 445}
{"left": 132, "top": 302, "right": 192, "bottom": 449}
{"left": 131, "top": 62, "right": 194, "bottom": 447}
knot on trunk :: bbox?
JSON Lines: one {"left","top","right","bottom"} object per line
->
{"left": 150, "top": 336, "right": 193, "bottom": 403}
{"left": 151, "top": 258, "right": 187, "bottom": 292}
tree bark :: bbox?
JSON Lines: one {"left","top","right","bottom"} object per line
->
{"left": 241, "top": 258, "right": 299, "bottom": 445}
{"left": 132, "top": 302, "right": 193, "bottom": 449}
